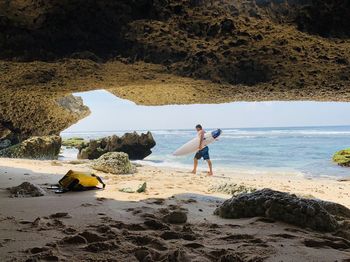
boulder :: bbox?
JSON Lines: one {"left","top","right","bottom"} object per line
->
{"left": 333, "top": 148, "right": 350, "bottom": 167}
{"left": 0, "top": 135, "right": 61, "bottom": 159}
{"left": 214, "top": 189, "right": 350, "bottom": 232}
{"left": 91, "top": 152, "right": 136, "bottom": 174}
{"left": 78, "top": 132, "right": 156, "bottom": 160}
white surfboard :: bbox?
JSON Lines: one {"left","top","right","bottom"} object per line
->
{"left": 173, "top": 129, "right": 222, "bottom": 156}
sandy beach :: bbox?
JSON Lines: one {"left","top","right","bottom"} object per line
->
{"left": 0, "top": 158, "right": 349, "bottom": 261}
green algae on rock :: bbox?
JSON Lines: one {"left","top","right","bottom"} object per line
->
{"left": 91, "top": 152, "right": 136, "bottom": 175}
{"left": 209, "top": 182, "right": 256, "bottom": 196}
{"left": 0, "top": 135, "right": 61, "bottom": 159}
{"left": 333, "top": 148, "right": 350, "bottom": 167}
{"left": 62, "top": 137, "right": 86, "bottom": 149}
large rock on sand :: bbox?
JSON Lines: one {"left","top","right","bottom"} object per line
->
{"left": 91, "top": 152, "right": 136, "bottom": 174}
{"left": 215, "top": 189, "right": 350, "bottom": 232}
{"left": 78, "top": 132, "right": 156, "bottom": 160}
{"left": 333, "top": 148, "right": 350, "bottom": 167}
{"left": 0, "top": 135, "right": 61, "bottom": 159}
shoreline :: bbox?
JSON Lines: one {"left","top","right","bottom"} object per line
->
{"left": 0, "top": 157, "right": 349, "bottom": 261}
{"left": 61, "top": 146, "right": 349, "bottom": 181}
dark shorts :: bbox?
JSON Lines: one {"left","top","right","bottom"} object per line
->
{"left": 194, "top": 146, "right": 210, "bottom": 160}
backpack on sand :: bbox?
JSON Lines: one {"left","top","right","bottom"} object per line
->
{"left": 57, "top": 170, "right": 105, "bottom": 193}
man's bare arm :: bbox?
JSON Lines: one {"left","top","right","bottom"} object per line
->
{"left": 199, "top": 130, "right": 204, "bottom": 150}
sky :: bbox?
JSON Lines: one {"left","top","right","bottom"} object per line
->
{"left": 63, "top": 90, "right": 350, "bottom": 132}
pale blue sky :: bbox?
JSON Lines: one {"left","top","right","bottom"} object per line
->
{"left": 64, "top": 90, "right": 350, "bottom": 132}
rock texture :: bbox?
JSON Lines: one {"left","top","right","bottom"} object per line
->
{"left": 91, "top": 152, "right": 136, "bottom": 175}
{"left": 78, "top": 132, "right": 156, "bottom": 160}
{"left": 0, "top": 123, "right": 19, "bottom": 150}
{"left": 333, "top": 148, "right": 350, "bottom": 167}
{"left": 62, "top": 137, "right": 86, "bottom": 149}
{"left": 0, "top": 90, "right": 90, "bottom": 142}
{"left": 8, "top": 182, "right": 45, "bottom": 197}
{"left": 0, "top": 135, "right": 61, "bottom": 159}
{"left": 214, "top": 189, "right": 350, "bottom": 232}
{"left": 0, "top": 0, "right": 349, "bottom": 138}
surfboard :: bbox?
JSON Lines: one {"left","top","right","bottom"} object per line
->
{"left": 173, "top": 129, "right": 222, "bottom": 156}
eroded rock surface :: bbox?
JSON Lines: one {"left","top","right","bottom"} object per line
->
{"left": 78, "top": 132, "right": 156, "bottom": 160}
{"left": 91, "top": 152, "right": 136, "bottom": 175}
{"left": 0, "top": 0, "right": 349, "bottom": 139}
{"left": 0, "top": 135, "right": 61, "bottom": 159}
{"left": 8, "top": 182, "right": 45, "bottom": 197}
{"left": 333, "top": 148, "right": 350, "bottom": 167}
{"left": 215, "top": 189, "right": 350, "bottom": 232}
{"left": 0, "top": 123, "right": 18, "bottom": 150}
{"left": 0, "top": 89, "right": 90, "bottom": 142}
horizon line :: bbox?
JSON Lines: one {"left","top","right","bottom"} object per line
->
{"left": 62, "top": 124, "right": 350, "bottom": 134}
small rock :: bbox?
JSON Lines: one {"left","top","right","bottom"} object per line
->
{"left": 163, "top": 211, "right": 187, "bottom": 224}
{"left": 8, "top": 182, "right": 45, "bottom": 197}
{"left": 49, "top": 212, "right": 70, "bottom": 219}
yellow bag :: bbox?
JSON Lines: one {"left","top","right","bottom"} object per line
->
{"left": 58, "top": 170, "right": 105, "bottom": 191}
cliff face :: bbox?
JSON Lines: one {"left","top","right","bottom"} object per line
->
{"left": 1, "top": 0, "right": 349, "bottom": 59}
{"left": 0, "top": 0, "right": 350, "bottom": 137}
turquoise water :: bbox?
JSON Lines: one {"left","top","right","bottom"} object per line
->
{"left": 62, "top": 125, "right": 350, "bottom": 179}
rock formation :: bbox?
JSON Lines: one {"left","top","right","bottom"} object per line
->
{"left": 215, "top": 189, "right": 350, "bottom": 232}
{"left": 8, "top": 182, "right": 46, "bottom": 197}
{"left": 0, "top": 123, "right": 19, "bottom": 150}
{"left": 333, "top": 148, "right": 350, "bottom": 167}
{"left": 91, "top": 152, "right": 136, "bottom": 175}
{"left": 0, "top": 0, "right": 349, "bottom": 138}
{"left": 62, "top": 137, "right": 86, "bottom": 149}
{"left": 0, "top": 91, "right": 90, "bottom": 144}
{"left": 78, "top": 132, "right": 156, "bottom": 160}
{"left": 0, "top": 135, "right": 61, "bottom": 159}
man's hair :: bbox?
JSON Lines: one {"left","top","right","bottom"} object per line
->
{"left": 195, "top": 124, "right": 202, "bottom": 129}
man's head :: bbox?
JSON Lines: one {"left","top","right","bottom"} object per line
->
{"left": 195, "top": 124, "right": 202, "bottom": 131}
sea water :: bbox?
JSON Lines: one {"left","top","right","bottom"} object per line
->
{"left": 61, "top": 125, "right": 350, "bottom": 179}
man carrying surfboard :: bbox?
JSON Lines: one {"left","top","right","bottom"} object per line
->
{"left": 191, "top": 124, "right": 213, "bottom": 176}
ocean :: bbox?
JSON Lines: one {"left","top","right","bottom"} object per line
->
{"left": 61, "top": 125, "right": 350, "bottom": 179}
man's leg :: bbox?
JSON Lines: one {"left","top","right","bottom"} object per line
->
{"left": 206, "top": 159, "right": 213, "bottom": 176}
{"left": 191, "top": 158, "right": 198, "bottom": 174}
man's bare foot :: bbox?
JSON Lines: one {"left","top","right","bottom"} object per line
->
{"left": 207, "top": 171, "right": 213, "bottom": 176}
{"left": 191, "top": 170, "right": 196, "bottom": 174}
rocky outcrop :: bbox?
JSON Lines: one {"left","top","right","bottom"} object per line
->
{"left": 0, "top": 135, "right": 61, "bottom": 159}
{"left": 78, "top": 132, "right": 156, "bottom": 160}
{"left": 0, "top": 90, "right": 90, "bottom": 142}
{"left": 91, "top": 152, "right": 136, "bottom": 175}
{"left": 333, "top": 148, "right": 350, "bottom": 167}
{"left": 215, "top": 189, "right": 350, "bottom": 232}
{"left": 62, "top": 137, "right": 86, "bottom": 148}
{"left": 0, "top": 0, "right": 349, "bottom": 139}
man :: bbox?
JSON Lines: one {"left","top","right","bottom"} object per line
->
{"left": 191, "top": 124, "right": 213, "bottom": 176}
